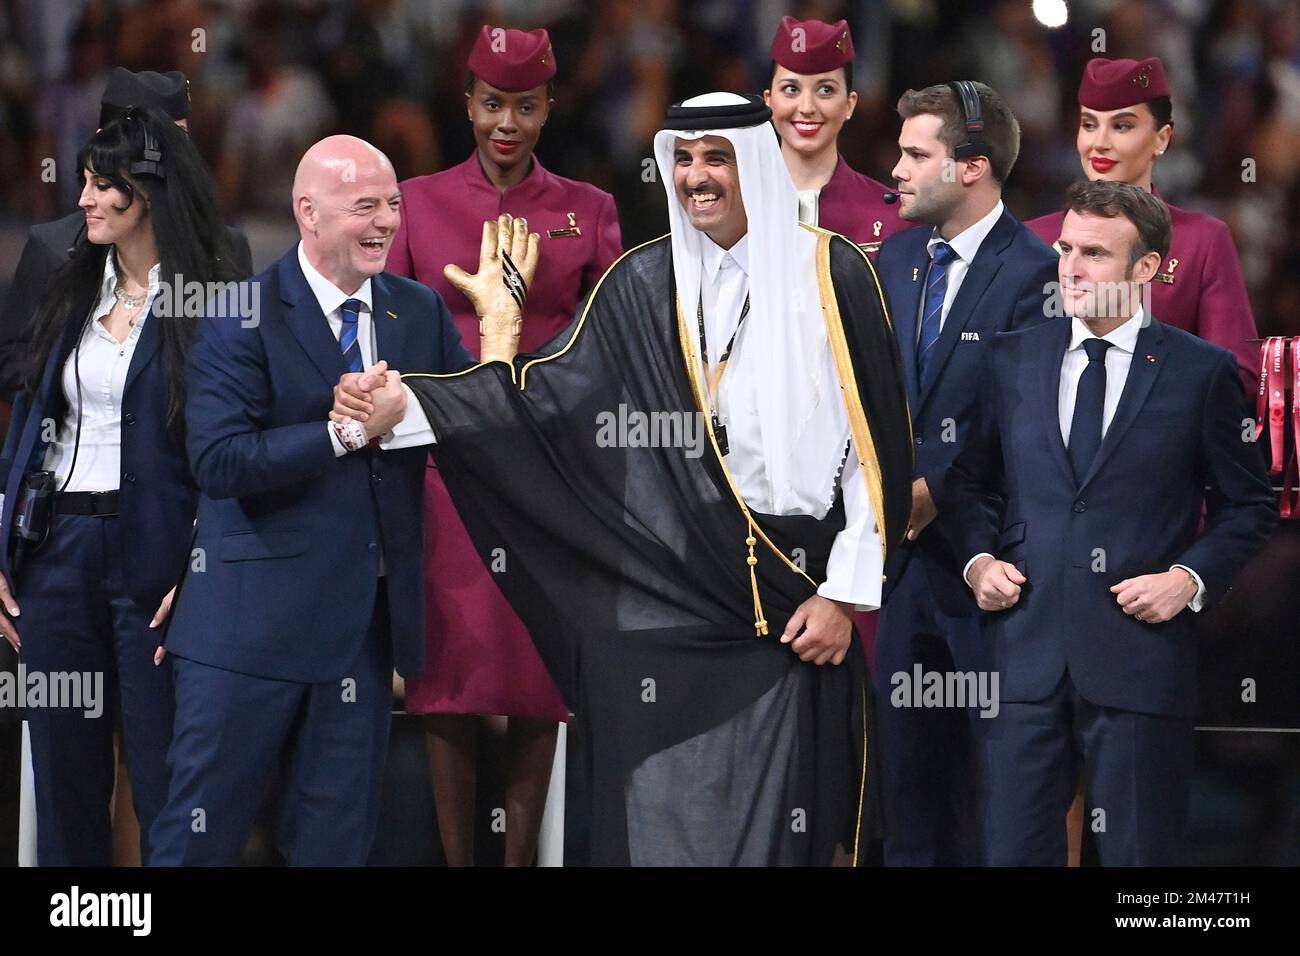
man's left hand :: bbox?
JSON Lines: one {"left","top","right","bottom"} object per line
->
{"left": 1110, "top": 569, "right": 1198, "bottom": 625}
{"left": 781, "top": 595, "right": 854, "bottom": 666}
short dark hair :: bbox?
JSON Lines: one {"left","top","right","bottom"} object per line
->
{"left": 896, "top": 81, "right": 1020, "bottom": 183}
{"left": 768, "top": 61, "right": 853, "bottom": 94}
{"left": 465, "top": 72, "right": 556, "bottom": 100}
{"left": 1065, "top": 179, "right": 1172, "bottom": 266}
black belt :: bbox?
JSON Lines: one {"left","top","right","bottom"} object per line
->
{"left": 55, "top": 490, "right": 120, "bottom": 517}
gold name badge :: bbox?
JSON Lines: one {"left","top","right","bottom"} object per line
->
{"left": 547, "top": 211, "right": 582, "bottom": 239}
{"left": 858, "top": 242, "right": 882, "bottom": 254}
{"left": 1156, "top": 256, "right": 1180, "bottom": 285}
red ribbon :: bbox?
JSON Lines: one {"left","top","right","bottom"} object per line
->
{"left": 1283, "top": 339, "right": 1300, "bottom": 519}
{"left": 1257, "top": 336, "right": 1287, "bottom": 475}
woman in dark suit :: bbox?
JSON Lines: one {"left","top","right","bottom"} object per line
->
{"left": 0, "top": 106, "right": 242, "bottom": 865}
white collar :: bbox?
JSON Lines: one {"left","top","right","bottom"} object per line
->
{"left": 1069, "top": 305, "right": 1149, "bottom": 354}
{"left": 927, "top": 199, "right": 1005, "bottom": 264}
{"left": 101, "top": 251, "right": 161, "bottom": 297}
{"left": 701, "top": 232, "right": 750, "bottom": 285}
{"left": 297, "top": 242, "right": 373, "bottom": 317}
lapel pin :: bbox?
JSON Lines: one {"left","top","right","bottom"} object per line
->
{"left": 912, "top": 267, "right": 920, "bottom": 282}
{"left": 1145, "top": 354, "right": 1156, "bottom": 363}
{"left": 387, "top": 311, "right": 398, "bottom": 319}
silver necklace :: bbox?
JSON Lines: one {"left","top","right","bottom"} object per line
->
{"left": 114, "top": 286, "right": 146, "bottom": 310}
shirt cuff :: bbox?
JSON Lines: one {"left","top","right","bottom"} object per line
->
{"left": 1171, "top": 564, "right": 1206, "bottom": 613}
{"left": 327, "top": 421, "right": 347, "bottom": 458}
{"left": 379, "top": 385, "right": 437, "bottom": 450}
{"left": 818, "top": 518, "right": 884, "bottom": 611}
{"left": 963, "top": 552, "right": 994, "bottom": 587}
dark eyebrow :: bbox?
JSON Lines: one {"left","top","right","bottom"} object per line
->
{"left": 703, "top": 148, "right": 733, "bottom": 161}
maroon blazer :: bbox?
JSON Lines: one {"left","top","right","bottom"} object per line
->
{"left": 816, "top": 155, "right": 912, "bottom": 257}
{"left": 1027, "top": 201, "right": 1258, "bottom": 391}
{"left": 389, "top": 153, "right": 623, "bottom": 353}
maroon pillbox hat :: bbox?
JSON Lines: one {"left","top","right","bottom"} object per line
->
{"left": 1078, "top": 57, "right": 1170, "bottom": 111}
{"left": 468, "top": 25, "right": 556, "bottom": 92}
{"left": 769, "top": 16, "right": 854, "bottom": 76}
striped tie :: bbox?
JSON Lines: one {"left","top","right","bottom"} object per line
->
{"left": 339, "top": 298, "right": 364, "bottom": 373}
{"left": 917, "top": 241, "right": 956, "bottom": 392}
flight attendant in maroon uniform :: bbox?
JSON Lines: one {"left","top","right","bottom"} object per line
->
{"left": 764, "top": 16, "right": 906, "bottom": 256}
{"left": 387, "top": 25, "right": 623, "bottom": 866}
{"left": 1026, "top": 57, "right": 1258, "bottom": 389}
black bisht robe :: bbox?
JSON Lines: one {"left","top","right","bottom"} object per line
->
{"left": 405, "top": 227, "right": 912, "bottom": 865}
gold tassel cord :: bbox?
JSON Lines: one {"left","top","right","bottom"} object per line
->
{"left": 747, "top": 517, "right": 768, "bottom": 636}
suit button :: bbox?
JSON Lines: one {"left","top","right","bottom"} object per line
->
{"left": 367, "top": 542, "right": 378, "bottom": 553}
{"left": 915, "top": 436, "right": 924, "bottom": 446}
{"left": 1073, "top": 500, "right": 1086, "bottom": 513}
{"left": 123, "top": 413, "right": 136, "bottom": 426}
{"left": 124, "top": 472, "right": 136, "bottom": 483}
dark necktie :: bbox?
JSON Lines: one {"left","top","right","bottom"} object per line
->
{"left": 1067, "top": 337, "right": 1114, "bottom": 483}
{"left": 917, "top": 241, "right": 956, "bottom": 392}
{"left": 339, "top": 298, "right": 364, "bottom": 373}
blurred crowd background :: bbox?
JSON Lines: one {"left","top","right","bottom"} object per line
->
{"left": 1, "top": 0, "right": 1298, "bottom": 336}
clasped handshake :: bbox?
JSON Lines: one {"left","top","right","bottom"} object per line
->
{"left": 330, "top": 213, "right": 539, "bottom": 438}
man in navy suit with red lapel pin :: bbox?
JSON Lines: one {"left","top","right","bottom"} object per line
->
{"left": 871, "top": 81, "right": 1058, "bottom": 865}
{"left": 148, "top": 135, "right": 475, "bottom": 865}
{"left": 948, "top": 181, "right": 1274, "bottom": 865}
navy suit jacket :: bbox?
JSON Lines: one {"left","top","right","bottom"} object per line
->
{"left": 0, "top": 300, "right": 197, "bottom": 610}
{"left": 875, "top": 207, "right": 1059, "bottom": 614}
{"left": 944, "top": 317, "right": 1276, "bottom": 718}
{"left": 164, "top": 248, "right": 473, "bottom": 683}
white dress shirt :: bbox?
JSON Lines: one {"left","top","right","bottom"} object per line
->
{"left": 295, "top": 243, "right": 432, "bottom": 454}
{"left": 796, "top": 189, "right": 821, "bottom": 227}
{"left": 964, "top": 305, "right": 1205, "bottom": 611}
{"left": 43, "top": 255, "right": 160, "bottom": 492}
{"left": 921, "top": 200, "right": 1004, "bottom": 335}
{"left": 701, "top": 235, "right": 884, "bottom": 609}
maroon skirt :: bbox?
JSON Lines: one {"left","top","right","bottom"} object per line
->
{"left": 404, "top": 461, "right": 570, "bottom": 722}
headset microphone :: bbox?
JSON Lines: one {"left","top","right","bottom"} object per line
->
{"left": 883, "top": 191, "right": 900, "bottom": 204}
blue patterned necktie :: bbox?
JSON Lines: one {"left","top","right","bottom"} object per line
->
{"left": 1067, "top": 337, "right": 1114, "bottom": 484}
{"left": 917, "top": 241, "right": 957, "bottom": 391}
{"left": 339, "top": 298, "right": 364, "bottom": 373}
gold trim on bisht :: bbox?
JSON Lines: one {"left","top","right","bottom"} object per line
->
{"left": 802, "top": 222, "right": 905, "bottom": 565}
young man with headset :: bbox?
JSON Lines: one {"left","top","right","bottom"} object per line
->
{"left": 871, "top": 80, "right": 1060, "bottom": 865}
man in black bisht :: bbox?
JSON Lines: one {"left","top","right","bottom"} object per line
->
{"left": 338, "top": 93, "right": 913, "bottom": 865}
{"left": 0, "top": 68, "right": 252, "bottom": 398}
